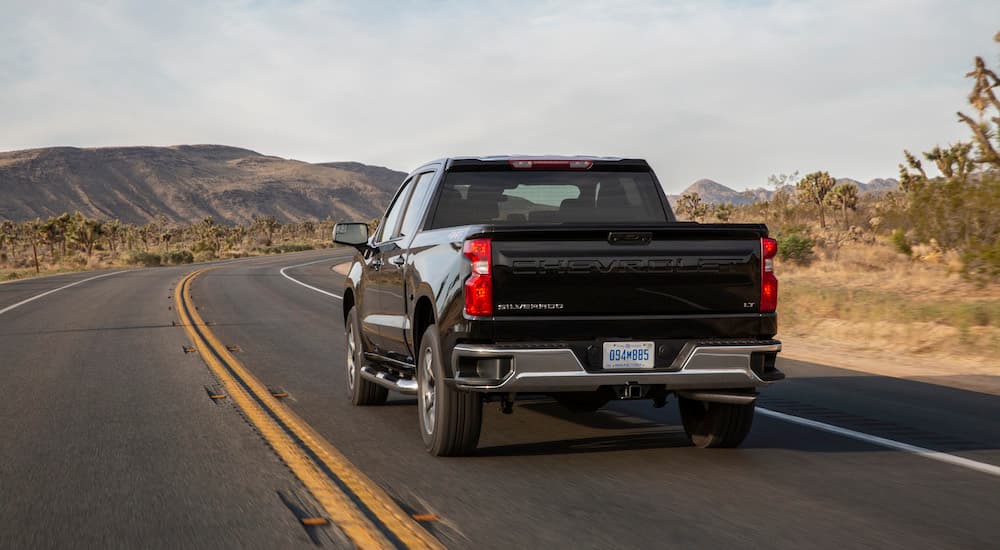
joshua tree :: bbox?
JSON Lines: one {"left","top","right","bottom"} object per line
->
{"left": 827, "top": 182, "right": 859, "bottom": 229}
{"left": 0, "top": 220, "right": 16, "bottom": 262}
{"left": 796, "top": 171, "right": 837, "bottom": 229}
{"left": 898, "top": 149, "right": 929, "bottom": 192}
{"left": 226, "top": 224, "right": 247, "bottom": 250}
{"left": 714, "top": 203, "right": 734, "bottom": 222}
{"left": 38, "top": 214, "right": 71, "bottom": 260}
{"left": 957, "top": 52, "right": 1000, "bottom": 169}
{"left": 70, "top": 212, "right": 103, "bottom": 258}
{"left": 767, "top": 171, "right": 800, "bottom": 190}
{"left": 675, "top": 192, "right": 708, "bottom": 222}
{"left": 197, "top": 216, "right": 225, "bottom": 253}
{"left": 23, "top": 219, "right": 43, "bottom": 273}
{"left": 102, "top": 219, "right": 121, "bottom": 256}
{"left": 252, "top": 215, "right": 280, "bottom": 246}
{"left": 924, "top": 142, "right": 975, "bottom": 182}
{"left": 300, "top": 220, "right": 316, "bottom": 239}
{"left": 160, "top": 231, "right": 173, "bottom": 252}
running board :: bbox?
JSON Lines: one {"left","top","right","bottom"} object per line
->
{"left": 360, "top": 366, "right": 418, "bottom": 394}
{"left": 676, "top": 391, "right": 758, "bottom": 405}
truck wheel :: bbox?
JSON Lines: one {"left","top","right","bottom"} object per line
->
{"left": 417, "top": 324, "right": 482, "bottom": 456}
{"left": 678, "top": 396, "right": 754, "bottom": 448}
{"left": 345, "top": 307, "right": 388, "bottom": 406}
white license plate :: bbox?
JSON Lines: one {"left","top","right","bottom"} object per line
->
{"left": 602, "top": 341, "right": 655, "bottom": 369}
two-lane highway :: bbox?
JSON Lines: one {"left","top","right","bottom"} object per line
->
{"left": 2, "top": 250, "right": 999, "bottom": 548}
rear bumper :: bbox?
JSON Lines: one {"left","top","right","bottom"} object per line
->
{"left": 450, "top": 341, "right": 782, "bottom": 392}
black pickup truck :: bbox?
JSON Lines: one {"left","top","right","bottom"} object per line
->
{"left": 333, "top": 156, "right": 782, "bottom": 456}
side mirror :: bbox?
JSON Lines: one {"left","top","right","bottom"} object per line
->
{"left": 333, "top": 222, "right": 370, "bottom": 250}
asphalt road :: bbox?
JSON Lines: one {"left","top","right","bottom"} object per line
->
{"left": 1, "top": 250, "right": 998, "bottom": 549}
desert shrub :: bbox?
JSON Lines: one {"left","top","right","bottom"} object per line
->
{"left": 258, "top": 244, "right": 313, "bottom": 254}
{"left": 126, "top": 251, "right": 161, "bottom": 267}
{"left": 163, "top": 249, "right": 194, "bottom": 265}
{"left": 5, "top": 271, "right": 20, "bottom": 280}
{"left": 896, "top": 175, "right": 1000, "bottom": 279}
{"left": 963, "top": 236, "right": 1000, "bottom": 281}
{"left": 775, "top": 230, "right": 815, "bottom": 264}
{"left": 891, "top": 228, "right": 912, "bottom": 257}
{"left": 191, "top": 239, "right": 216, "bottom": 254}
{"left": 962, "top": 302, "right": 996, "bottom": 327}
{"left": 193, "top": 250, "right": 216, "bottom": 263}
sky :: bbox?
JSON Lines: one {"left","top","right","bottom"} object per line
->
{"left": 1, "top": 0, "right": 998, "bottom": 193}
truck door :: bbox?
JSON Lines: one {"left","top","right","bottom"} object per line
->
{"left": 379, "top": 169, "right": 438, "bottom": 359}
{"left": 364, "top": 176, "right": 413, "bottom": 353}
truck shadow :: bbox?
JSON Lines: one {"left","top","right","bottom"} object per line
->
{"left": 477, "top": 372, "right": 1000, "bottom": 457}
{"left": 517, "top": 402, "right": 662, "bottom": 430}
{"left": 475, "top": 430, "right": 690, "bottom": 457}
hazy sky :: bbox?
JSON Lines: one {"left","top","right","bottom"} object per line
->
{"left": 2, "top": 1, "right": 998, "bottom": 193}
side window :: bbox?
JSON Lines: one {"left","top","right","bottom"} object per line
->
{"left": 375, "top": 178, "right": 413, "bottom": 243}
{"left": 397, "top": 171, "right": 437, "bottom": 238}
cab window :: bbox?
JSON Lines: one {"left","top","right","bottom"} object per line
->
{"left": 375, "top": 177, "right": 413, "bottom": 243}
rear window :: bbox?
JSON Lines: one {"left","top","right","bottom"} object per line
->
{"left": 428, "top": 171, "right": 669, "bottom": 228}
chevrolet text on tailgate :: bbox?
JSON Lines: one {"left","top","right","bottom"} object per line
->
{"left": 333, "top": 156, "right": 783, "bottom": 456}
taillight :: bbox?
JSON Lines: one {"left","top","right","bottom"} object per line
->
{"left": 761, "top": 237, "right": 778, "bottom": 312}
{"left": 463, "top": 238, "right": 493, "bottom": 316}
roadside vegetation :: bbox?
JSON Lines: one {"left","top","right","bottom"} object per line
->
{"left": 0, "top": 215, "right": 337, "bottom": 281}
{"left": 675, "top": 34, "right": 1000, "bottom": 361}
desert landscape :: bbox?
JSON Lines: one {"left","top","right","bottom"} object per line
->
{"left": 3, "top": 4, "right": 999, "bottom": 548}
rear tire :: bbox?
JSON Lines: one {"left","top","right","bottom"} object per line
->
{"left": 417, "top": 324, "right": 482, "bottom": 456}
{"left": 345, "top": 307, "right": 388, "bottom": 406}
{"left": 678, "top": 396, "right": 754, "bottom": 448}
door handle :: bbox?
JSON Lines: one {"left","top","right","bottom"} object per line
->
{"left": 390, "top": 256, "right": 405, "bottom": 267}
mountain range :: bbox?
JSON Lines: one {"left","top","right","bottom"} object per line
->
{"left": 0, "top": 144, "right": 901, "bottom": 223}
{"left": 666, "top": 177, "right": 899, "bottom": 207}
{"left": 0, "top": 145, "right": 406, "bottom": 224}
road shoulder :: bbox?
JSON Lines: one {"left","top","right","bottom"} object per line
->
{"left": 779, "top": 335, "right": 1000, "bottom": 396}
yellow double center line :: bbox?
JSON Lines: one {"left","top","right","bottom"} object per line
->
{"left": 175, "top": 269, "right": 443, "bottom": 550}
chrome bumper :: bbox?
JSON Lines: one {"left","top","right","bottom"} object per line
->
{"left": 451, "top": 341, "right": 782, "bottom": 392}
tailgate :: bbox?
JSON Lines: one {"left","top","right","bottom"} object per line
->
{"left": 490, "top": 225, "right": 765, "bottom": 317}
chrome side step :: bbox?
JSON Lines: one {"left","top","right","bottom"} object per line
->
{"left": 360, "top": 365, "right": 418, "bottom": 394}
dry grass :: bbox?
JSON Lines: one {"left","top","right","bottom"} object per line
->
{"left": 777, "top": 239, "right": 1000, "bottom": 362}
{"left": 1, "top": 240, "right": 336, "bottom": 283}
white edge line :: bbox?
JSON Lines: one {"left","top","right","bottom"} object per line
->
{"left": 279, "top": 258, "right": 344, "bottom": 300}
{"left": 758, "top": 407, "right": 1000, "bottom": 478}
{"left": 0, "top": 270, "right": 130, "bottom": 316}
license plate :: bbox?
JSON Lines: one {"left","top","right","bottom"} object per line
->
{"left": 602, "top": 341, "right": 655, "bottom": 369}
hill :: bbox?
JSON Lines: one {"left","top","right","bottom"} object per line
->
{"left": 666, "top": 178, "right": 760, "bottom": 207}
{"left": 668, "top": 177, "right": 899, "bottom": 206}
{"left": 318, "top": 161, "right": 407, "bottom": 196}
{"left": 0, "top": 145, "right": 399, "bottom": 224}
